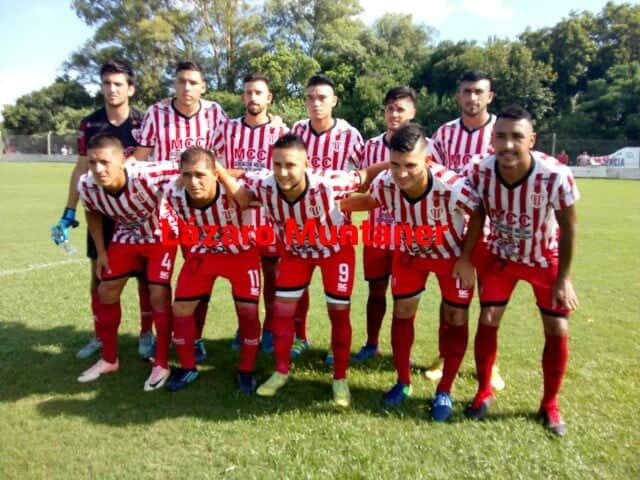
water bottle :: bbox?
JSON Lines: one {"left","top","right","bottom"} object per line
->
{"left": 51, "top": 225, "right": 77, "bottom": 256}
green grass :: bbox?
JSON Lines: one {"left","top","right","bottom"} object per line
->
{"left": 1, "top": 162, "right": 639, "bottom": 479}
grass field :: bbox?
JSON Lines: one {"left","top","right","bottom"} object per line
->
{"left": 0, "top": 161, "right": 639, "bottom": 479}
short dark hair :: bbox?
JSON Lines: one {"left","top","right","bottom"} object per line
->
{"left": 306, "top": 74, "right": 335, "bottom": 90}
{"left": 180, "top": 147, "right": 215, "bottom": 170}
{"left": 273, "top": 133, "right": 308, "bottom": 152}
{"left": 388, "top": 123, "right": 428, "bottom": 153}
{"left": 87, "top": 133, "right": 124, "bottom": 152}
{"left": 176, "top": 61, "right": 205, "bottom": 78}
{"left": 384, "top": 86, "right": 417, "bottom": 106}
{"left": 100, "top": 60, "right": 134, "bottom": 86}
{"left": 244, "top": 73, "right": 269, "bottom": 87}
{"left": 497, "top": 104, "right": 533, "bottom": 123}
{"left": 459, "top": 70, "right": 492, "bottom": 89}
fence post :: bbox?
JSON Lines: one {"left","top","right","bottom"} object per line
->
{"left": 47, "top": 131, "right": 52, "bottom": 155}
{"left": 551, "top": 132, "right": 556, "bottom": 157}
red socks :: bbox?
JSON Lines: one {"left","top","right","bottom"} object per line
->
{"left": 194, "top": 301, "right": 209, "bottom": 340}
{"left": 237, "top": 303, "right": 261, "bottom": 372}
{"left": 474, "top": 323, "right": 498, "bottom": 397}
{"left": 365, "top": 295, "right": 386, "bottom": 347}
{"left": 391, "top": 314, "right": 416, "bottom": 385}
{"left": 328, "top": 307, "right": 352, "bottom": 380}
{"left": 152, "top": 305, "right": 172, "bottom": 368}
{"left": 437, "top": 323, "right": 468, "bottom": 394}
{"left": 137, "top": 285, "right": 153, "bottom": 335}
{"left": 541, "top": 334, "right": 569, "bottom": 409}
{"left": 95, "top": 300, "right": 121, "bottom": 363}
{"left": 293, "top": 289, "right": 309, "bottom": 340}
{"left": 173, "top": 314, "right": 196, "bottom": 369}
{"left": 272, "top": 300, "right": 297, "bottom": 374}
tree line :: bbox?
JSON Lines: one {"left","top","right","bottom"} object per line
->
{"left": 3, "top": 0, "right": 639, "bottom": 150}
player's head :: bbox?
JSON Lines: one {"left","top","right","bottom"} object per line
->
{"left": 305, "top": 74, "right": 338, "bottom": 123}
{"left": 383, "top": 87, "right": 417, "bottom": 133}
{"left": 272, "top": 133, "right": 309, "bottom": 195}
{"left": 492, "top": 105, "right": 536, "bottom": 169}
{"left": 242, "top": 73, "right": 272, "bottom": 117}
{"left": 100, "top": 60, "right": 135, "bottom": 108}
{"left": 456, "top": 70, "right": 494, "bottom": 118}
{"left": 174, "top": 61, "right": 206, "bottom": 108}
{"left": 86, "top": 133, "right": 126, "bottom": 189}
{"left": 388, "top": 123, "right": 429, "bottom": 196}
{"left": 179, "top": 147, "right": 218, "bottom": 203}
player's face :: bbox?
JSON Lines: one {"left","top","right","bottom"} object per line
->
{"left": 181, "top": 157, "right": 217, "bottom": 202}
{"left": 492, "top": 117, "right": 536, "bottom": 170}
{"left": 390, "top": 142, "right": 429, "bottom": 197}
{"left": 88, "top": 147, "right": 125, "bottom": 189}
{"left": 384, "top": 98, "right": 416, "bottom": 132}
{"left": 305, "top": 85, "right": 337, "bottom": 122}
{"left": 174, "top": 69, "right": 206, "bottom": 108}
{"left": 242, "top": 80, "right": 272, "bottom": 116}
{"left": 273, "top": 147, "right": 308, "bottom": 195}
{"left": 457, "top": 79, "right": 494, "bottom": 117}
{"left": 101, "top": 73, "right": 134, "bottom": 108}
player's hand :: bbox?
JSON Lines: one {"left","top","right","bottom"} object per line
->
{"left": 552, "top": 277, "right": 578, "bottom": 311}
{"left": 452, "top": 257, "right": 475, "bottom": 289}
{"left": 95, "top": 252, "right": 111, "bottom": 281}
{"left": 268, "top": 114, "right": 286, "bottom": 128}
{"left": 51, "top": 208, "right": 80, "bottom": 245}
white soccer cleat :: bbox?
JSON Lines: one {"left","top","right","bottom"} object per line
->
{"left": 77, "top": 358, "right": 119, "bottom": 383}
{"left": 144, "top": 365, "right": 170, "bottom": 391}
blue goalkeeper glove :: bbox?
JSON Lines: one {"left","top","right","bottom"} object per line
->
{"left": 51, "top": 208, "right": 80, "bottom": 245}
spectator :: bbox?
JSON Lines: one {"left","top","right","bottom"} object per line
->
{"left": 557, "top": 149, "right": 568, "bottom": 165}
{"left": 577, "top": 151, "right": 590, "bottom": 166}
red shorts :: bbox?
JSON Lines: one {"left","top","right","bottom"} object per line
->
{"left": 276, "top": 245, "right": 355, "bottom": 302}
{"left": 363, "top": 246, "right": 393, "bottom": 281}
{"left": 102, "top": 242, "right": 177, "bottom": 285}
{"left": 174, "top": 248, "right": 261, "bottom": 303}
{"left": 476, "top": 251, "right": 570, "bottom": 316}
{"left": 258, "top": 235, "right": 283, "bottom": 258}
{"left": 390, "top": 251, "right": 473, "bottom": 307}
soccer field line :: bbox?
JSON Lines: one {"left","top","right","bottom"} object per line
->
{"left": 0, "top": 258, "right": 85, "bottom": 277}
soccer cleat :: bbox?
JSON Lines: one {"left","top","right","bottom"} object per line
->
{"left": 137, "top": 331, "right": 156, "bottom": 359}
{"left": 382, "top": 383, "right": 412, "bottom": 409}
{"left": 332, "top": 379, "right": 351, "bottom": 407}
{"left": 237, "top": 371, "right": 257, "bottom": 395}
{"left": 77, "top": 358, "right": 119, "bottom": 383}
{"left": 231, "top": 330, "right": 241, "bottom": 351}
{"left": 260, "top": 330, "right": 274, "bottom": 354}
{"left": 490, "top": 365, "right": 506, "bottom": 391}
{"left": 465, "top": 392, "right": 495, "bottom": 420}
{"left": 76, "top": 337, "right": 102, "bottom": 359}
{"left": 538, "top": 405, "right": 568, "bottom": 437}
{"left": 351, "top": 344, "right": 380, "bottom": 363}
{"left": 325, "top": 348, "right": 334, "bottom": 366}
{"left": 256, "top": 372, "right": 289, "bottom": 397}
{"left": 424, "top": 355, "right": 444, "bottom": 381}
{"left": 144, "top": 365, "right": 170, "bottom": 391}
{"left": 165, "top": 368, "right": 199, "bottom": 392}
{"left": 194, "top": 339, "right": 207, "bottom": 364}
{"left": 290, "top": 337, "right": 310, "bottom": 360}
{"left": 431, "top": 391, "right": 454, "bottom": 422}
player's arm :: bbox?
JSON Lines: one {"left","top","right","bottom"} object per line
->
{"left": 357, "top": 161, "right": 390, "bottom": 191}
{"left": 452, "top": 206, "right": 486, "bottom": 288}
{"left": 85, "top": 210, "right": 110, "bottom": 280}
{"left": 339, "top": 193, "right": 379, "bottom": 212}
{"left": 215, "top": 162, "right": 253, "bottom": 209}
{"left": 553, "top": 204, "right": 578, "bottom": 311}
{"left": 51, "top": 155, "right": 86, "bottom": 245}
{"left": 127, "top": 146, "right": 153, "bottom": 162}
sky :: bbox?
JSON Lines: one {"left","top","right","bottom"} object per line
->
{"left": 0, "top": 0, "right": 630, "bottom": 119}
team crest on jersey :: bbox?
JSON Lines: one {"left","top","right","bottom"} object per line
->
{"left": 428, "top": 206, "right": 444, "bottom": 220}
{"left": 132, "top": 191, "right": 149, "bottom": 204}
{"left": 332, "top": 139, "right": 343, "bottom": 152}
{"left": 221, "top": 208, "right": 237, "bottom": 221}
{"left": 307, "top": 204, "right": 323, "bottom": 217}
{"left": 529, "top": 193, "right": 543, "bottom": 208}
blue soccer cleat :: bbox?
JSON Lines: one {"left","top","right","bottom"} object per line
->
{"left": 166, "top": 368, "right": 199, "bottom": 392}
{"left": 194, "top": 338, "right": 207, "bottom": 363}
{"left": 237, "top": 371, "right": 257, "bottom": 395}
{"left": 431, "top": 391, "right": 454, "bottom": 422}
{"left": 351, "top": 344, "right": 380, "bottom": 363}
{"left": 382, "top": 383, "right": 412, "bottom": 409}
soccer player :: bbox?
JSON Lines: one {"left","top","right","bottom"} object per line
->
{"left": 218, "top": 133, "right": 388, "bottom": 407}
{"left": 76, "top": 134, "right": 179, "bottom": 391}
{"left": 341, "top": 123, "right": 480, "bottom": 420}
{"left": 426, "top": 70, "right": 505, "bottom": 391}
{"left": 161, "top": 147, "right": 261, "bottom": 393}
{"left": 51, "top": 60, "right": 155, "bottom": 361}
{"left": 289, "top": 74, "right": 364, "bottom": 361}
{"left": 456, "top": 105, "right": 579, "bottom": 436}
{"left": 130, "top": 61, "right": 229, "bottom": 363}
{"left": 351, "top": 86, "right": 417, "bottom": 363}
{"left": 207, "top": 73, "right": 288, "bottom": 353}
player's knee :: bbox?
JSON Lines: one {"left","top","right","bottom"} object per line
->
{"left": 443, "top": 304, "right": 468, "bottom": 326}
{"left": 393, "top": 299, "right": 418, "bottom": 319}
{"left": 479, "top": 305, "right": 504, "bottom": 327}
{"left": 542, "top": 315, "right": 569, "bottom": 336}
{"left": 97, "top": 281, "right": 120, "bottom": 304}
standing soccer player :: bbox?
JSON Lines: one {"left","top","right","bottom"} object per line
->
{"left": 351, "top": 86, "right": 417, "bottom": 363}
{"left": 161, "top": 147, "right": 261, "bottom": 393}
{"left": 76, "top": 134, "right": 179, "bottom": 390}
{"left": 426, "top": 70, "right": 504, "bottom": 391}
{"left": 218, "top": 133, "right": 387, "bottom": 407}
{"left": 289, "top": 74, "right": 364, "bottom": 361}
{"left": 51, "top": 60, "right": 155, "bottom": 361}
{"left": 456, "top": 105, "right": 579, "bottom": 436}
{"left": 207, "top": 73, "right": 288, "bottom": 353}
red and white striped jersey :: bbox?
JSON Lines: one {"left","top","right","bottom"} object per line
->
{"left": 208, "top": 117, "right": 288, "bottom": 170}
{"left": 78, "top": 161, "right": 179, "bottom": 244}
{"left": 243, "top": 169, "right": 362, "bottom": 259}
{"left": 429, "top": 115, "right": 496, "bottom": 172}
{"left": 463, "top": 151, "right": 580, "bottom": 268}
{"left": 137, "top": 98, "right": 228, "bottom": 165}
{"left": 291, "top": 118, "right": 364, "bottom": 171}
{"left": 161, "top": 180, "right": 254, "bottom": 255}
{"left": 361, "top": 133, "right": 396, "bottom": 249}
{"left": 370, "top": 163, "right": 479, "bottom": 259}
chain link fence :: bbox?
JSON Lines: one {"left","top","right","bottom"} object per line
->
{"left": 1, "top": 131, "right": 77, "bottom": 155}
